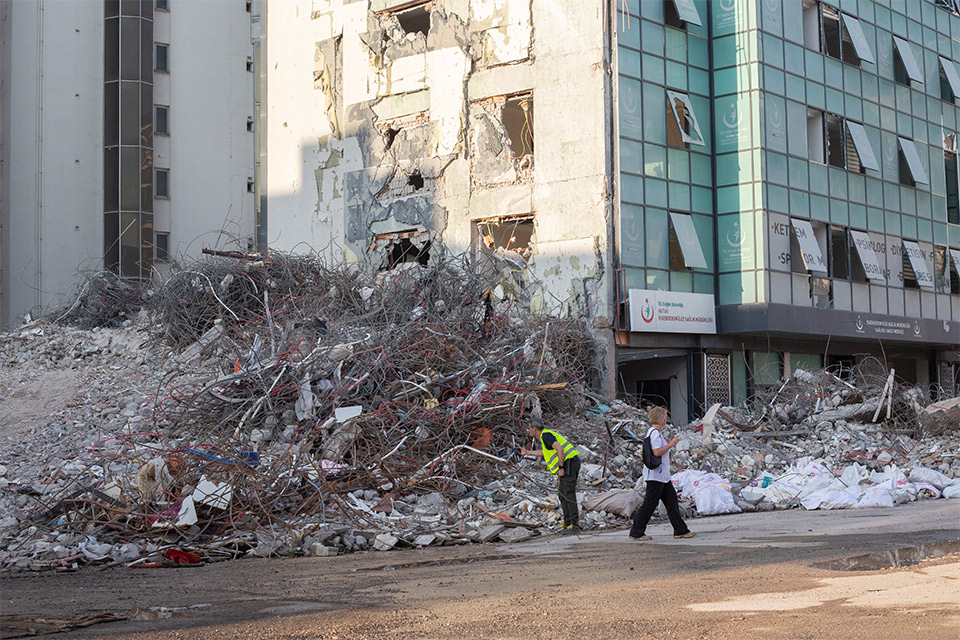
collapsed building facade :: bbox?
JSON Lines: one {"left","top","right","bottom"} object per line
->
{"left": 252, "top": 1, "right": 959, "bottom": 421}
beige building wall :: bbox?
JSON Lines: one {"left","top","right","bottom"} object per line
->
{"left": 263, "top": 0, "right": 612, "bottom": 342}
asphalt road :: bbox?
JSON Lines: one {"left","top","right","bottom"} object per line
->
{"left": 2, "top": 500, "right": 958, "bottom": 639}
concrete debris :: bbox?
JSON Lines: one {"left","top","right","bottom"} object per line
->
{"left": 0, "top": 256, "right": 958, "bottom": 572}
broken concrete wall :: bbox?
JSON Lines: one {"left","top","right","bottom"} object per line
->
{"left": 265, "top": 0, "right": 611, "bottom": 376}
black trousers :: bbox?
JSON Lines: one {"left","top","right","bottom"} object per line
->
{"left": 558, "top": 457, "right": 580, "bottom": 527}
{"left": 629, "top": 479, "right": 690, "bottom": 537}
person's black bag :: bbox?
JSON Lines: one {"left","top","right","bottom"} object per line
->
{"left": 641, "top": 434, "right": 662, "bottom": 470}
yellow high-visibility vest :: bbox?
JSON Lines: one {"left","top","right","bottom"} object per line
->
{"left": 540, "top": 429, "right": 579, "bottom": 475}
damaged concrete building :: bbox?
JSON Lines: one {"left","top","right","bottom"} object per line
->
{"left": 242, "top": 1, "right": 958, "bottom": 420}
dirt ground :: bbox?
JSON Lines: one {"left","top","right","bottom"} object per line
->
{"left": 2, "top": 501, "right": 958, "bottom": 640}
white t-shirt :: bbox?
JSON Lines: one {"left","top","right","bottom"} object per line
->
{"left": 642, "top": 427, "right": 671, "bottom": 483}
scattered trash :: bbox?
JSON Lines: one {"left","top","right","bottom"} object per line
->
{"left": 0, "top": 254, "right": 957, "bottom": 573}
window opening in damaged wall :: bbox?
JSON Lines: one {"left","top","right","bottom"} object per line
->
{"left": 503, "top": 95, "right": 534, "bottom": 158}
{"left": 393, "top": 2, "right": 431, "bottom": 37}
{"left": 375, "top": 230, "right": 431, "bottom": 270}
{"left": 477, "top": 215, "right": 534, "bottom": 262}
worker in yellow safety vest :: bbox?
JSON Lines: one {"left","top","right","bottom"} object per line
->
{"left": 520, "top": 418, "right": 581, "bottom": 534}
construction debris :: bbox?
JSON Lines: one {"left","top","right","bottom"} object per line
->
{"left": 0, "top": 254, "right": 958, "bottom": 572}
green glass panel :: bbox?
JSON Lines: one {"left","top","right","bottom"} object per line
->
{"left": 732, "top": 351, "right": 748, "bottom": 405}
{"left": 785, "top": 73, "right": 805, "bottom": 101}
{"left": 804, "top": 50, "right": 824, "bottom": 83}
{"left": 713, "top": 68, "right": 739, "bottom": 96}
{"left": 639, "top": 0, "right": 663, "bottom": 22}
{"left": 620, "top": 204, "right": 645, "bottom": 266}
{"left": 642, "top": 20, "right": 664, "bottom": 55}
{"left": 767, "top": 152, "right": 788, "bottom": 186}
{"left": 849, "top": 173, "right": 866, "bottom": 203}
{"left": 810, "top": 195, "right": 829, "bottom": 222}
{"left": 763, "top": 33, "right": 784, "bottom": 69}
{"left": 689, "top": 35, "right": 709, "bottom": 69}
{"left": 622, "top": 173, "right": 644, "bottom": 204}
{"left": 828, "top": 167, "right": 847, "bottom": 199}
{"left": 691, "top": 213, "right": 714, "bottom": 270}
{"left": 885, "top": 210, "right": 901, "bottom": 235}
{"left": 714, "top": 93, "right": 753, "bottom": 153}
{"left": 765, "top": 67, "right": 785, "bottom": 96}
{"left": 901, "top": 214, "right": 917, "bottom": 239}
{"left": 669, "top": 181, "right": 690, "bottom": 211}
{"left": 619, "top": 76, "right": 643, "bottom": 139}
{"left": 826, "top": 87, "right": 844, "bottom": 113}
{"left": 644, "top": 143, "right": 666, "bottom": 178}
{"left": 768, "top": 184, "right": 789, "bottom": 213}
{"left": 752, "top": 352, "right": 782, "bottom": 385}
{"left": 790, "top": 188, "right": 809, "bottom": 216}
{"left": 694, "top": 273, "right": 714, "bottom": 295}
{"left": 691, "top": 153, "right": 712, "bottom": 186}
{"left": 843, "top": 65, "right": 861, "bottom": 95}
{"left": 667, "top": 147, "right": 689, "bottom": 182}
{"left": 918, "top": 218, "right": 933, "bottom": 242}
{"left": 713, "top": 35, "right": 738, "bottom": 69}
{"left": 884, "top": 182, "right": 900, "bottom": 211}
{"left": 844, "top": 94, "right": 863, "bottom": 122}
{"left": 765, "top": 94, "right": 787, "bottom": 153}
{"left": 619, "top": 47, "right": 641, "bottom": 79}
{"left": 689, "top": 67, "right": 709, "bottom": 96}
{"left": 866, "top": 178, "right": 885, "bottom": 207}
{"left": 862, "top": 72, "right": 879, "bottom": 103}
{"left": 830, "top": 199, "right": 849, "bottom": 225}
{"left": 665, "top": 60, "right": 687, "bottom": 90}
{"left": 643, "top": 84, "right": 665, "bottom": 143}
{"left": 665, "top": 27, "right": 686, "bottom": 62}
{"left": 900, "top": 186, "right": 916, "bottom": 215}
{"left": 620, "top": 138, "right": 642, "bottom": 175}
{"left": 862, "top": 101, "right": 880, "bottom": 128}
{"left": 646, "top": 208, "right": 668, "bottom": 269}
{"left": 671, "top": 270, "right": 693, "bottom": 292}
{"left": 809, "top": 163, "right": 828, "bottom": 195}
{"left": 867, "top": 207, "right": 884, "bottom": 231}
{"left": 642, "top": 53, "right": 665, "bottom": 86}
{"left": 850, "top": 204, "right": 867, "bottom": 229}
{"left": 789, "top": 157, "right": 809, "bottom": 189}
{"left": 790, "top": 353, "right": 822, "bottom": 374}
{"left": 692, "top": 185, "right": 713, "bottom": 213}
{"left": 623, "top": 267, "right": 645, "bottom": 292}
{"left": 646, "top": 269, "right": 669, "bottom": 291}
{"left": 718, "top": 212, "right": 755, "bottom": 270}
{"left": 647, "top": 177, "right": 668, "bottom": 207}
{"left": 806, "top": 81, "right": 825, "bottom": 110}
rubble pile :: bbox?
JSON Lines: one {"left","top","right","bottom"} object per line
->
{"left": 0, "top": 254, "right": 957, "bottom": 572}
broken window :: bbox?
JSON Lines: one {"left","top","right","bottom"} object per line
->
{"left": 828, "top": 226, "right": 849, "bottom": 280}
{"left": 377, "top": 168, "right": 435, "bottom": 201}
{"left": 844, "top": 121, "right": 880, "bottom": 173}
{"left": 807, "top": 108, "right": 825, "bottom": 164}
{"left": 893, "top": 36, "right": 924, "bottom": 87}
{"left": 849, "top": 230, "right": 886, "bottom": 283}
{"left": 374, "top": 230, "right": 431, "bottom": 270}
{"left": 949, "top": 248, "right": 960, "bottom": 294}
{"left": 934, "top": 245, "right": 951, "bottom": 294}
{"left": 391, "top": 2, "right": 431, "bottom": 37}
{"left": 804, "top": 2, "right": 873, "bottom": 66}
{"left": 668, "top": 212, "right": 707, "bottom": 270}
{"left": 935, "top": 0, "right": 960, "bottom": 17}
{"left": 476, "top": 215, "right": 534, "bottom": 263}
{"left": 946, "top": 148, "right": 959, "bottom": 224}
{"left": 665, "top": 91, "right": 704, "bottom": 148}
{"left": 939, "top": 57, "right": 960, "bottom": 102}
{"left": 898, "top": 137, "right": 929, "bottom": 187}
{"left": 503, "top": 94, "right": 534, "bottom": 158}
{"left": 825, "top": 113, "right": 844, "bottom": 168}
{"left": 902, "top": 240, "right": 935, "bottom": 290}
{"left": 790, "top": 218, "right": 828, "bottom": 274}
{"left": 664, "top": 0, "right": 701, "bottom": 30}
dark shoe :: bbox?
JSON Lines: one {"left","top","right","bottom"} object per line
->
{"left": 629, "top": 534, "right": 651, "bottom": 541}
{"left": 563, "top": 525, "right": 582, "bottom": 535}
{"left": 674, "top": 531, "right": 696, "bottom": 539}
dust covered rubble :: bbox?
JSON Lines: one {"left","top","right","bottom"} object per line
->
{"left": 0, "top": 266, "right": 958, "bottom": 571}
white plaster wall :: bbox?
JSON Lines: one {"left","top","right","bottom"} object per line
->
{"left": 264, "top": 0, "right": 611, "bottom": 321}
{"left": 159, "top": 1, "right": 255, "bottom": 258}
{"left": 5, "top": 0, "right": 103, "bottom": 323}
{"left": 265, "top": 0, "right": 343, "bottom": 252}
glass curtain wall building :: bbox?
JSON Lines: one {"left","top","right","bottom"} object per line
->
{"left": 615, "top": 0, "right": 960, "bottom": 422}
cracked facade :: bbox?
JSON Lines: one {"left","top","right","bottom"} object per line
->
{"left": 262, "top": 0, "right": 613, "bottom": 385}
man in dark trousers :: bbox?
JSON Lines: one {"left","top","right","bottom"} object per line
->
{"left": 520, "top": 419, "right": 581, "bottom": 533}
{"left": 629, "top": 405, "right": 695, "bottom": 541}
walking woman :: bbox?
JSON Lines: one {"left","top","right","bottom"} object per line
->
{"left": 628, "top": 406, "right": 695, "bottom": 541}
